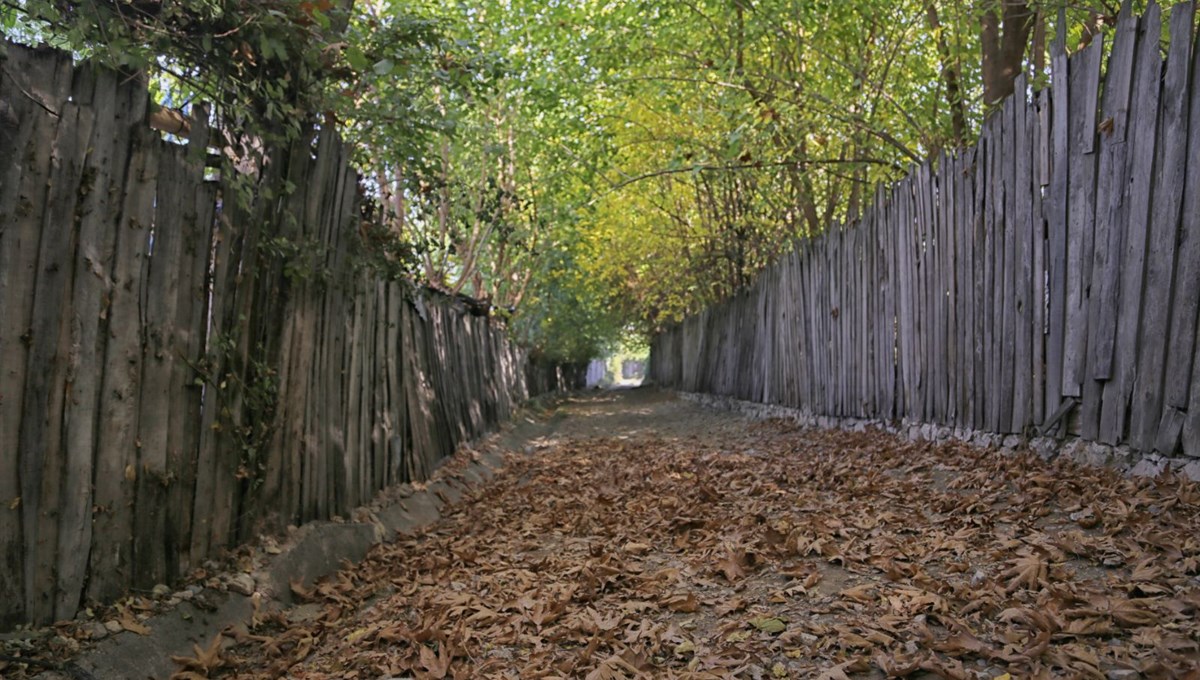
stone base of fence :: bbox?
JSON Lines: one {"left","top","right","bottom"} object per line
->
{"left": 675, "top": 390, "right": 1200, "bottom": 482}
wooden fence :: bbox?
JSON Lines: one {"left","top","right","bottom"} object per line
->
{"left": 0, "top": 42, "right": 582, "bottom": 628}
{"left": 651, "top": 2, "right": 1200, "bottom": 460}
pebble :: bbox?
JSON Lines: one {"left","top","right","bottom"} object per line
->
{"left": 151, "top": 583, "right": 172, "bottom": 598}
{"left": 228, "top": 573, "right": 256, "bottom": 596}
{"left": 103, "top": 619, "right": 123, "bottom": 634}
{"left": 85, "top": 622, "right": 109, "bottom": 640}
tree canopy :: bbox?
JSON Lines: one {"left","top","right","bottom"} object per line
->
{"left": 3, "top": 0, "right": 1181, "bottom": 359}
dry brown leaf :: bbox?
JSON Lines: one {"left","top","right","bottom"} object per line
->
{"left": 150, "top": 397, "right": 1200, "bottom": 680}
{"left": 714, "top": 597, "right": 747, "bottom": 616}
{"left": 1001, "top": 552, "right": 1047, "bottom": 593}
{"left": 418, "top": 641, "right": 451, "bottom": 679}
{"left": 840, "top": 583, "right": 876, "bottom": 604}
{"left": 661, "top": 591, "right": 699, "bottom": 613}
{"left": 169, "top": 634, "right": 223, "bottom": 677}
{"left": 119, "top": 611, "right": 151, "bottom": 636}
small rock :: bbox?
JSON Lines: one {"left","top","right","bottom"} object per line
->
{"left": 1030, "top": 437, "right": 1058, "bottom": 460}
{"left": 174, "top": 590, "right": 194, "bottom": 601}
{"left": 228, "top": 573, "right": 256, "bottom": 596}
{"left": 970, "top": 570, "right": 987, "bottom": 588}
{"left": 1106, "top": 670, "right": 1139, "bottom": 680}
{"left": 1111, "top": 447, "right": 1134, "bottom": 467}
{"left": 186, "top": 584, "right": 204, "bottom": 595}
{"left": 1183, "top": 461, "right": 1200, "bottom": 483}
{"left": 53, "top": 634, "right": 81, "bottom": 654}
{"left": 104, "top": 620, "right": 123, "bottom": 634}
{"left": 151, "top": 583, "right": 171, "bottom": 598}
{"left": 1130, "top": 458, "right": 1166, "bottom": 478}
{"left": 1002, "top": 435, "right": 1021, "bottom": 449}
{"left": 1080, "top": 443, "right": 1112, "bottom": 468}
{"left": 85, "top": 622, "right": 109, "bottom": 640}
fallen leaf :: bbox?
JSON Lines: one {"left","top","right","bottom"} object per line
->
{"left": 661, "top": 591, "right": 699, "bottom": 613}
{"left": 119, "top": 611, "right": 151, "bottom": 636}
{"left": 1001, "top": 552, "right": 1047, "bottom": 593}
{"left": 418, "top": 641, "right": 451, "bottom": 679}
{"left": 750, "top": 616, "right": 787, "bottom": 634}
{"left": 169, "top": 634, "right": 223, "bottom": 677}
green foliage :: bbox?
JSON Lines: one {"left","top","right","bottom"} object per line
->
{"left": 193, "top": 334, "right": 279, "bottom": 489}
{"left": 512, "top": 236, "right": 624, "bottom": 363}
{"left": 11, "top": 0, "right": 1179, "bottom": 361}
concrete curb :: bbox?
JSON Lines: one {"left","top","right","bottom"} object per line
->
{"left": 35, "top": 401, "right": 564, "bottom": 680}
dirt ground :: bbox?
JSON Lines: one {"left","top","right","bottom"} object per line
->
{"left": 111, "top": 390, "right": 1200, "bottom": 677}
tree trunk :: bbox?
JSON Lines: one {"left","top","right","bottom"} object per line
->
{"left": 1032, "top": 9, "right": 1046, "bottom": 78}
{"left": 981, "top": 0, "right": 1034, "bottom": 108}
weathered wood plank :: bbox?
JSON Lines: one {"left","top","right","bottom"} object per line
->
{"left": 1031, "top": 90, "right": 1048, "bottom": 427}
{"left": 1163, "top": 7, "right": 1200, "bottom": 454}
{"left": 973, "top": 144, "right": 987, "bottom": 428}
{"left": 873, "top": 195, "right": 886, "bottom": 416}
{"left": 173, "top": 176, "right": 215, "bottom": 573}
{"left": 1079, "top": 3, "right": 1139, "bottom": 439}
{"left": 1013, "top": 84, "right": 1034, "bottom": 433}
{"left": 20, "top": 62, "right": 91, "bottom": 624}
{"left": 89, "top": 105, "right": 156, "bottom": 605}
{"left": 878, "top": 186, "right": 896, "bottom": 419}
{"left": 897, "top": 178, "right": 912, "bottom": 417}
{"left": 134, "top": 146, "right": 185, "bottom": 589}
{"left": 989, "top": 114, "right": 1005, "bottom": 431}
{"left": 957, "top": 150, "right": 968, "bottom": 425}
{"left": 0, "top": 44, "right": 57, "bottom": 629}
{"left": 1062, "top": 37, "right": 1105, "bottom": 401}
{"left": 1128, "top": 1, "right": 1192, "bottom": 450}
{"left": 942, "top": 153, "right": 956, "bottom": 425}
{"left": 55, "top": 66, "right": 121, "bottom": 619}
{"left": 921, "top": 161, "right": 936, "bottom": 422}
{"left": 1098, "top": 3, "right": 1163, "bottom": 445}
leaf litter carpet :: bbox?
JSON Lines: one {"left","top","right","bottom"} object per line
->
{"left": 185, "top": 389, "right": 1200, "bottom": 679}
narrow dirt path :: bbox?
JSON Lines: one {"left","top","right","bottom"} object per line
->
{"left": 186, "top": 389, "right": 1200, "bottom": 679}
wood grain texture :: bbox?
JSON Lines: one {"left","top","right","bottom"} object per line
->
{"left": 1063, "top": 37, "right": 1104, "bottom": 402}
{"left": 1045, "top": 40, "right": 1069, "bottom": 423}
{"left": 1130, "top": 1, "right": 1193, "bottom": 451}
{"left": 1169, "top": 7, "right": 1200, "bottom": 455}
{"left": 1099, "top": 3, "right": 1162, "bottom": 445}
{"left": 0, "top": 46, "right": 55, "bottom": 629}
